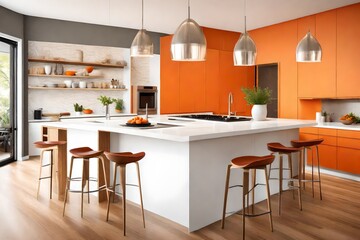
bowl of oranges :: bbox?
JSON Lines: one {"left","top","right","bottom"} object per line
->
{"left": 339, "top": 114, "right": 355, "bottom": 125}
{"left": 126, "top": 116, "right": 151, "bottom": 127}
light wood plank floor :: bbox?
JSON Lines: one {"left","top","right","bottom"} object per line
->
{"left": 0, "top": 158, "right": 359, "bottom": 240}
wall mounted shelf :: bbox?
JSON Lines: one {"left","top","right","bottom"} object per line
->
{"left": 28, "top": 58, "right": 126, "bottom": 68}
{"left": 28, "top": 74, "right": 101, "bottom": 78}
{"left": 28, "top": 87, "right": 127, "bottom": 91}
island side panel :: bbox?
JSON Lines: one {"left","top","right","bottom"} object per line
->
{"left": 98, "top": 131, "right": 110, "bottom": 202}
{"left": 110, "top": 133, "right": 190, "bottom": 228}
{"left": 189, "top": 129, "right": 299, "bottom": 231}
{"left": 47, "top": 126, "right": 67, "bottom": 201}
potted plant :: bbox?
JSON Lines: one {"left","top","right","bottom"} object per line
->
{"left": 73, "top": 103, "right": 83, "bottom": 116}
{"left": 113, "top": 98, "right": 124, "bottom": 113}
{"left": 98, "top": 95, "right": 114, "bottom": 120}
{"left": 241, "top": 86, "right": 272, "bottom": 121}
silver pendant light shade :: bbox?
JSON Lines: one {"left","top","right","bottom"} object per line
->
{"left": 131, "top": 0, "right": 154, "bottom": 57}
{"left": 296, "top": 31, "right": 322, "bottom": 62}
{"left": 171, "top": 0, "right": 207, "bottom": 61}
{"left": 233, "top": 31, "right": 257, "bottom": 66}
{"left": 233, "top": 0, "right": 256, "bottom": 66}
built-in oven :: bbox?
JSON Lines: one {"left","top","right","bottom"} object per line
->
{"left": 137, "top": 86, "right": 157, "bottom": 114}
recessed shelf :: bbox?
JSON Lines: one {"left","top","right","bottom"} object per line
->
{"left": 28, "top": 58, "right": 126, "bottom": 68}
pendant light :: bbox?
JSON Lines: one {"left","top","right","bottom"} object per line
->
{"left": 296, "top": 31, "right": 322, "bottom": 62}
{"left": 233, "top": 0, "right": 257, "bottom": 66}
{"left": 171, "top": 0, "right": 207, "bottom": 61}
{"left": 131, "top": 0, "right": 154, "bottom": 57}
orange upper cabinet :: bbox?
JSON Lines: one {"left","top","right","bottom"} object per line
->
{"left": 205, "top": 49, "right": 220, "bottom": 113}
{"left": 160, "top": 36, "right": 180, "bottom": 114}
{"left": 179, "top": 61, "right": 206, "bottom": 113}
{"left": 251, "top": 20, "right": 298, "bottom": 119}
{"left": 337, "top": 3, "right": 360, "bottom": 98}
{"left": 297, "top": 12, "right": 337, "bottom": 98}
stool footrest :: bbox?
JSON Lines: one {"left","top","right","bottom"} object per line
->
{"left": 41, "top": 163, "right": 51, "bottom": 167}
{"left": 39, "top": 176, "right": 51, "bottom": 180}
{"left": 68, "top": 177, "right": 99, "bottom": 182}
{"left": 237, "top": 211, "right": 272, "bottom": 218}
{"left": 68, "top": 185, "right": 107, "bottom": 194}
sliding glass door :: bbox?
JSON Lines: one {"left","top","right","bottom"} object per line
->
{"left": 0, "top": 37, "right": 17, "bottom": 166}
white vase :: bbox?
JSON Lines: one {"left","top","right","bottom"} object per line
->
{"left": 251, "top": 104, "right": 267, "bottom": 121}
{"left": 44, "top": 65, "right": 52, "bottom": 75}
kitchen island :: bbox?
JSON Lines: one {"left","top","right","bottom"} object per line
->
{"left": 43, "top": 115, "right": 315, "bottom": 231}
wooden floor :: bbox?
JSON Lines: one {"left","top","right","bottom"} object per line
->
{"left": 0, "top": 157, "right": 359, "bottom": 240}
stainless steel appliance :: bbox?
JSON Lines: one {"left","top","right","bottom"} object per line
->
{"left": 137, "top": 86, "right": 157, "bottom": 115}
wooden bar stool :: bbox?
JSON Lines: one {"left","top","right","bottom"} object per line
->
{"left": 267, "top": 142, "right": 303, "bottom": 215}
{"left": 63, "top": 147, "right": 108, "bottom": 217}
{"left": 34, "top": 141, "right": 66, "bottom": 199}
{"left": 291, "top": 139, "right": 324, "bottom": 199}
{"left": 221, "top": 155, "right": 275, "bottom": 240}
{"left": 104, "top": 151, "right": 145, "bottom": 236}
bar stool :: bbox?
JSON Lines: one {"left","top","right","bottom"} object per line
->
{"left": 291, "top": 139, "right": 324, "bottom": 200}
{"left": 267, "top": 142, "right": 303, "bottom": 215}
{"left": 221, "top": 155, "right": 275, "bottom": 240}
{"left": 63, "top": 147, "right": 108, "bottom": 217}
{"left": 34, "top": 141, "right": 66, "bottom": 199}
{"left": 104, "top": 151, "right": 145, "bottom": 236}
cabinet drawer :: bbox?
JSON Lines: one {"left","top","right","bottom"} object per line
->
{"left": 337, "top": 129, "right": 360, "bottom": 139}
{"left": 318, "top": 145, "right": 337, "bottom": 170}
{"left": 337, "top": 137, "right": 360, "bottom": 149}
{"left": 319, "top": 135, "right": 337, "bottom": 146}
{"left": 299, "top": 133, "right": 318, "bottom": 141}
{"left": 300, "top": 127, "right": 319, "bottom": 134}
{"left": 318, "top": 128, "right": 337, "bottom": 136}
{"left": 337, "top": 147, "right": 360, "bottom": 174}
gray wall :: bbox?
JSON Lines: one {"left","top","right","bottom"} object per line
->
{"left": 1, "top": 8, "right": 167, "bottom": 157}
{"left": 24, "top": 16, "right": 165, "bottom": 54}
{"left": 0, "top": 6, "right": 24, "bottom": 39}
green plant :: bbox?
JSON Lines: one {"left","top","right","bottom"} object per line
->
{"left": 241, "top": 87, "right": 272, "bottom": 105}
{"left": 73, "top": 103, "right": 83, "bottom": 112}
{"left": 98, "top": 95, "right": 114, "bottom": 106}
{"left": 113, "top": 98, "right": 124, "bottom": 111}
{"left": 0, "top": 111, "right": 10, "bottom": 127}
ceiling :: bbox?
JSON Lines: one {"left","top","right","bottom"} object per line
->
{"left": 1, "top": 0, "right": 360, "bottom": 34}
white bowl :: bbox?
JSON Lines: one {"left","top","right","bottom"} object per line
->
{"left": 64, "top": 80, "right": 72, "bottom": 88}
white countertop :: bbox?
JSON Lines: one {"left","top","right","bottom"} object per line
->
{"left": 315, "top": 122, "right": 360, "bottom": 131}
{"left": 42, "top": 115, "right": 316, "bottom": 142}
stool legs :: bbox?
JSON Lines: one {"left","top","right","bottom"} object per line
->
{"left": 278, "top": 154, "right": 283, "bottom": 215}
{"left": 221, "top": 164, "right": 232, "bottom": 229}
{"left": 37, "top": 149, "right": 54, "bottom": 199}
{"left": 222, "top": 165, "right": 273, "bottom": 239}
{"left": 302, "top": 146, "right": 323, "bottom": 200}
{"left": 316, "top": 146, "right": 323, "bottom": 200}
{"left": 63, "top": 156, "right": 74, "bottom": 216}
{"left": 264, "top": 166, "right": 273, "bottom": 232}
{"left": 106, "top": 162, "right": 145, "bottom": 236}
{"left": 135, "top": 162, "right": 146, "bottom": 228}
{"left": 242, "top": 169, "right": 249, "bottom": 240}
{"left": 298, "top": 151, "right": 303, "bottom": 211}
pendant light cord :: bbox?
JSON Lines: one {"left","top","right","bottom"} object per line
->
{"left": 188, "top": 0, "right": 190, "bottom": 19}
{"left": 141, "top": 0, "right": 144, "bottom": 29}
{"left": 244, "top": 0, "right": 247, "bottom": 33}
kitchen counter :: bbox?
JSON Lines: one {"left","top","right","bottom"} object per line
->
{"left": 315, "top": 122, "right": 360, "bottom": 131}
{"left": 42, "top": 116, "right": 315, "bottom": 231}
{"left": 28, "top": 113, "right": 136, "bottom": 123}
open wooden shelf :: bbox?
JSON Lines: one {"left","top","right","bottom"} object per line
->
{"left": 28, "top": 58, "right": 126, "bottom": 68}
{"left": 29, "top": 86, "right": 127, "bottom": 91}
{"left": 28, "top": 74, "right": 101, "bottom": 78}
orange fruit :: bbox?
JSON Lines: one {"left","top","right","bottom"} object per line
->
{"left": 141, "top": 119, "right": 148, "bottom": 124}
{"left": 135, "top": 119, "right": 142, "bottom": 124}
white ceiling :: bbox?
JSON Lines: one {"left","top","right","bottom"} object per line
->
{"left": 1, "top": 0, "right": 360, "bottom": 34}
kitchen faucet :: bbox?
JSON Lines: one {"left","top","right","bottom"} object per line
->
{"left": 228, "top": 92, "right": 233, "bottom": 118}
